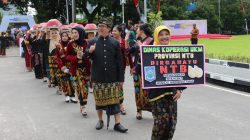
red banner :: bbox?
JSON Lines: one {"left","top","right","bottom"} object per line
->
{"left": 157, "top": 0, "right": 161, "bottom": 12}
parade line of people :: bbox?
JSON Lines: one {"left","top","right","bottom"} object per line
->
{"left": 21, "top": 18, "right": 186, "bottom": 140}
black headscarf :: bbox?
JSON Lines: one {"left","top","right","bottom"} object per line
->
{"left": 60, "top": 31, "right": 70, "bottom": 46}
{"left": 72, "top": 26, "right": 86, "bottom": 46}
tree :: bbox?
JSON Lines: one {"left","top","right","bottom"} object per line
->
{"left": 188, "top": 1, "right": 220, "bottom": 33}
{"left": 12, "top": 0, "right": 29, "bottom": 15}
{"left": 148, "top": 11, "right": 163, "bottom": 30}
{"left": 11, "top": 0, "right": 249, "bottom": 34}
{"left": 124, "top": 1, "right": 140, "bottom": 23}
{"left": 11, "top": 0, "right": 140, "bottom": 25}
{"left": 12, "top": 0, "right": 67, "bottom": 23}
{"left": 149, "top": 0, "right": 190, "bottom": 20}
{"left": 220, "top": 0, "right": 245, "bottom": 34}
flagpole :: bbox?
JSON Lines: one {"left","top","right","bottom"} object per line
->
{"left": 218, "top": 0, "right": 221, "bottom": 34}
{"left": 245, "top": 18, "right": 248, "bottom": 35}
{"left": 121, "top": 0, "right": 126, "bottom": 23}
{"left": 66, "top": 0, "right": 69, "bottom": 24}
{"left": 72, "top": 0, "right": 76, "bottom": 23}
{"left": 144, "top": 0, "right": 147, "bottom": 23}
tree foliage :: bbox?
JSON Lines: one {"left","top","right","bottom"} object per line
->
{"left": 187, "top": 1, "right": 220, "bottom": 33}
{"left": 148, "top": 0, "right": 249, "bottom": 34}
{"left": 148, "top": 11, "right": 163, "bottom": 31}
{"left": 11, "top": 0, "right": 250, "bottom": 34}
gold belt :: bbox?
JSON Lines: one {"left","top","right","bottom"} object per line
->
{"left": 149, "top": 92, "right": 173, "bottom": 102}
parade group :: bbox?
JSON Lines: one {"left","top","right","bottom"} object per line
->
{"left": 20, "top": 18, "right": 187, "bottom": 140}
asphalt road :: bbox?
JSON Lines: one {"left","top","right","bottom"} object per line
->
{"left": 0, "top": 47, "right": 250, "bottom": 140}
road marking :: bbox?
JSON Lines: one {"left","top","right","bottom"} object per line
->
{"left": 26, "top": 113, "right": 37, "bottom": 131}
{"left": 205, "top": 85, "right": 250, "bottom": 97}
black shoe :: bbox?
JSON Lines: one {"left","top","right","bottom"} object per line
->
{"left": 136, "top": 113, "right": 142, "bottom": 120}
{"left": 96, "top": 120, "right": 104, "bottom": 130}
{"left": 114, "top": 123, "right": 128, "bottom": 133}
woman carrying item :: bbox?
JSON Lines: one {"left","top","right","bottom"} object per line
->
{"left": 150, "top": 25, "right": 186, "bottom": 140}
{"left": 30, "top": 29, "right": 43, "bottom": 79}
{"left": 56, "top": 31, "right": 77, "bottom": 103}
{"left": 84, "top": 23, "right": 98, "bottom": 94}
{"left": 46, "top": 28, "right": 61, "bottom": 91}
{"left": 130, "top": 23, "right": 154, "bottom": 120}
{"left": 43, "top": 19, "right": 62, "bottom": 88}
{"left": 112, "top": 25, "right": 133, "bottom": 115}
{"left": 66, "top": 26, "right": 91, "bottom": 116}
{"left": 22, "top": 31, "right": 33, "bottom": 72}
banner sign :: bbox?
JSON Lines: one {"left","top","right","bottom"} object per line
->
{"left": 140, "top": 45, "right": 205, "bottom": 89}
{"left": 0, "top": 15, "right": 35, "bottom": 32}
{"left": 163, "top": 20, "right": 207, "bottom": 35}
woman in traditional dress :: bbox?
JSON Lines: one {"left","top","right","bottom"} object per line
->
{"left": 112, "top": 25, "right": 134, "bottom": 115}
{"left": 30, "top": 29, "right": 43, "bottom": 79}
{"left": 84, "top": 23, "right": 98, "bottom": 94}
{"left": 43, "top": 28, "right": 61, "bottom": 91}
{"left": 0, "top": 32, "right": 7, "bottom": 56}
{"left": 129, "top": 23, "right": 154, "bottom": 120}
{"left": 66, "top": 26, "right": 91, "bottom": 116}
{"left": 149, "top": 25, "right": 186, "bottom": 140}
{"left": 56, "top": 31, "right": 77, "bottom": 103}
{"left": 22, "top": 31, "right": 33, "bottom": 72}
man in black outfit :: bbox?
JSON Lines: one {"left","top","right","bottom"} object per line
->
{"left": 85, "top": 18, "right": 128, "bottom": 133}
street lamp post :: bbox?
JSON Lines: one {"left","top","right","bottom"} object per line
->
{"left": 144, "top": 0, "right": 147, "bottom": 23}
{"left": 245, "top": 18, "right": 249, "bottom": 35}
{"left": 218, "top": 0, "right": 221, "bottom": 34}
{"left": 72, "top": 0, "right": 76, "bottom": 23}
{"left": 121, "top": 0, "right": 126, "bottom": 23}
{"left": 66, "top": 0, "right": 69, "bottom": 24}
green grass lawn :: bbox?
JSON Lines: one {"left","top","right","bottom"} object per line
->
{"left": 172, "top": 35, "right": 250, "bottom": 63}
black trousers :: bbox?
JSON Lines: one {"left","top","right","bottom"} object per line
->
{"left": 96, "top": 104, "right": 120, "bottom": 114}
{"left": 191, "top": 38, "right": 198, "bottom": 44}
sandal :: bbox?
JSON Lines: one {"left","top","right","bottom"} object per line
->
{"left": 47, "top": 80, "right": 51, "bottom": 88}
{"left": 80, "top": 106, "right": 87, "bottom": 117}
{"left": 121, "top": 109, "right": 126, "bottom": 115}
{"left": 56, "top": 89, "right": 62, "bottom": 95}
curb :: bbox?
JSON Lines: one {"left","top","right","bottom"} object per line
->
{"left": 205, "top": 58, "right": 250, "bottom": 69}
{"left": 206, "top": 72, "right": 250, "bottom": 87}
